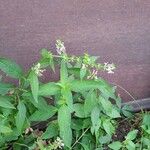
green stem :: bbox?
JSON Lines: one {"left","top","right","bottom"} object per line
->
{"left": 71, "top": 127, "right": 90, "bottom": 149}
{"left": 14, "top": 142, "right": 29, "bottom": 148}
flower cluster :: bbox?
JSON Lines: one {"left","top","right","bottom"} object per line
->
{"left": 56, "top": 39, "right": 66, "bottom": 55}
{"left": 104, "top": 62, "right": 116, "bottom": 74}
{"left": 53, "top": 137, "right": 64, "bottom": 149}
{"left": 87, "top": 69, "right": 98, "bottom": 80}
{"left": 32, "top": 63, "right": 45, "bottom": 76}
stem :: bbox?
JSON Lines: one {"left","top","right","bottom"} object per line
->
{"left": 112, "top": 83, "right": 144, "bottom": 113}
{"left": 52, "top": 55, "right": 63, "bottom": 58}
{"left": 71, "top": 127, "right": 90, "bottom": 149}
{"left": 14, "top": 142, "right": 29, "bottom": 148}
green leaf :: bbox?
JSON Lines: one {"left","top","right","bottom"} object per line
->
{"left": 141, "top": 137, "right": 150, "bottom": 146}
{"left": 0, "top": 82, "right": 14, "bottom": 95}
{"left": 125, "top": 130, "right": 138, "bottom": 141}
{"left": 49, "top": 56, "right": 55, "bottom": 72}
{"left": 84, "top": 90, "right": 98, "bottom": 116}
{"left": 80, "top": 67, "right": 87, "bottom": 80}
{"left": 61, "top": 87, "right": 73, "bottom": 112}
{"left": 0, "top": 125, "right": 12, "bottom": 134}
{"left": 42, "top": 121, "right": 59, "bottom": 139}
{"left": 40, "top": 49, "right": 55, "bottom": 71}
{"left": 38, "top": 82, "right": 60, "bottom": 96}
{"left": 68, "top": 68, "right": 80, "bottom": 78}
{"left": 103, "top": 119, "right": 115, "bottom": 135}
{"left": 41, "top": 48, "right": 50, "bottom": 58}
{"left": 121, "top": 105, "right": 133, "bottom": 118}
{"left": 107, "top": 106, "right": 121, "bottom": 118}
{"left": 126, "top": 141, "right": 136, "bottom": 150}
{"left": 28, "top": 71, "right": 39, "bottom": 103}
{"left": 91, "top": 106, "right": 100, "bottom": 134}
{"left": 74, "top": 103, "right": 86, "bottom": 118}
{"left": 70, "top": 80, "right": 100, "bottom": 92}
{"left": 0, "top": 96, "right": 15, "bottom": 109}
{"left": 142, "top": 113, "right": 150, "bottom": 126}
{"left": 3, "top": 128, "right": 19, "bottom": 142}
{"left": 71, "top": 119, "right": 84, "bottom": 130}
{"left": 15, "top": 101, "right": 26, "bottom": 133}
{"left": 29, "top": 105, "right": 57, "bottom": 121}
{"left": 58, "top": 105, "right": 72, "bottom": 148}
{"left": 100, "top": 96, "right": 120, "bottom": 118}
{"left": 80, "top": 142, "right": 90, "bottom": 150}
{"left": 99, "top": 86, "right": 116, "bottom": 100}
{"left": 60, "top": 60, "right": 68, "bottom": 83}
{"left": 100, "top": 96, "right": 112, "bottom": 112}
{"left": 108, "top": 141, "right": 122, "bottom": 150}
{"left": 0, "top": 57, "right": 23, "bottom": 78}
{"left": 99, "top": 134, "right": 111, "bottom": 144}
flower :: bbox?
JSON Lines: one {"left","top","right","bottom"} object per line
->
{"left": 53, "top": 137, "right": 64, "bottom": 149}
{"left": 24, "top": 127, "right": 33, "bottom": 134}
{"left": 32, "top": 63, "right": 45, "bottom": 76}
{"left": 55, "top": 39, "right": 66, "bottom": 55}
{"left": 87, "top": 69, "right": 98, "bottom": 79}
{"left": 104, "top": 62, "right": 115, "bottom": 74}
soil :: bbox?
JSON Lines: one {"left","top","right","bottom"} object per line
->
{"left": 112, "top": 113, "right": 141, "bottom": 141}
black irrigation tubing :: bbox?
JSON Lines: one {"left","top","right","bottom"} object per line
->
{"left": 122, "top": 97, "right": 150, "bottom": 113}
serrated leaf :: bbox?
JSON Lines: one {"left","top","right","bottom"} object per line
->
{"left": 74, "top": 103, "right": 86, "bottom": 118}
{"left": 142, "top": 113, "right": 150, "bottom": 126}
{"left": 0, "top": 125, "right": 12, "bottom": 134}
{"left": 103, "top": 119, "right": 115, "bottom": 135}
{"left": 84, "top": 90, "right": 98, "bottom": 116}
{"left": 58, "top": 105, "right": 72, "bottom": 148}
{"left": 42, "top": 122, "right": 59, "bottom": 139}
{"left": 0, "top": 82, "right": 14, "bottom": 95}
{"left": 0, "top": 96, "right": 15, "bottom": 109}
{"left": 100, "top": 96, "right": 112, "bottom": 112}
{"left": 60, "top": 60, "right": 68, "bottom": 83}
{"left": 99, "top": 134, "right": 111, "bottom": 144}
{"left": 70, "top": 80, "right": 100, "bottom": 92}
{"left": 108, "top": 141, "right": 122, "bottom": 150}
{"left": 121, "top": 105, "right": 133, "bottom": 118}
{"left": 107, "top": 107, "right": 121, "bottom": 118}
{"left": 100, "top": 97, "right": 120, "bottom": 118}
{"left": 80, "top": 142, "right": 90, "bottom": 150}
{"left": 99, "top": 87, "right": 116, "bottom": 100}
{"left": 61, "top": 88, "right": 73, "bottom": 112}
{"left": 0, "top": 57, "right": 23, "bottom": 78}
{"left": 38, "top": 82, "right": 60, "bottom": 96}
{"left": 15, "top": 101, "right": 26, "bottom": 133}
{"left": 125, "top": 130, "right": 138, "bottom": 141}
{"left": 126, "top": 141, "right": 136, "bottom": 150}
{"left": 29, "top": 105, "right": 57, "bottom": 121}
{"left": 71, "top": 119, "right": 84, "bottom": 130}
{"left": 28, "top": 71, "right": 39, "bottom": 103}
{"left": 91, "top": 106, "right": 100, "bottom": 134}
{"left": 68, "top": 68, "right": 80, "bottom": 78}
{"left": 80, "top": 67, "right": 87, "bottom": 80}
{"left": 116, "top": 96, "right": 122, "bottom": 109}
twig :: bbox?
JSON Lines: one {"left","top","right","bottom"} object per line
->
{"left": 71, "top": 127, "right": 90, "bottom": 149}
{"left": 111, "top": 83, "right": 144, "bottom": 113}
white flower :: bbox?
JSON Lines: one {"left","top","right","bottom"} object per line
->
{"left": 104, "top": 62, "right": 115, "bottom": 74}
{"left": 87, "top": 69, "right": 98, "bottom": 79}
{"left": 81, "top": 64, "right": 86, "bottom": 69}
{"left": 54, "top": 137, "right": 64, "bottom": 149}
{"left": 32, "top": 63, "right": 45, "bottom": 76}
{"left": 55, "top": 39, "right": 66, "bottom": 55}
